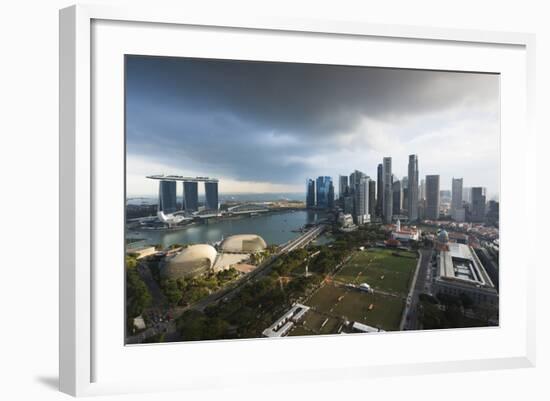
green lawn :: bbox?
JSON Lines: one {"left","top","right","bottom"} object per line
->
{"left": 296, "top": 309, "right": 340, "bottom": 334}
{"left": 305, "top": 282, "right": 404, "bottom": 331}
{"left": 301, "top": 309, "right": 328, "bottom": 331}
{"left": 288, "top": 324, "right": 314, "bottom": 337}
{"left": 306, "top": 284, "right": 348, "bottom": 313}
{"left": 335, "top": 249, "right": 417, "bottom": 297}
{"left": 319, "top": 316, "right": 342, "bottom": 334}
{"left": 331, "top": 290, "right": 404, "bottom": 331}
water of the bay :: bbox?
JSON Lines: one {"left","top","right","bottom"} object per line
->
{"left": 127, "top": 210, "right": 331, "bottom": 249}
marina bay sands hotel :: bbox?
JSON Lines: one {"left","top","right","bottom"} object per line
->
{"left": 146, "top": 175, "right": 219, "bottom": 214}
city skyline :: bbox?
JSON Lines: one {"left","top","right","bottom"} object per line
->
{"left": 126, "top": 56, "right": 500, "bottom": 199}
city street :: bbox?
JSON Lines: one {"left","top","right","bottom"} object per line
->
{"left": 402, "top": 248, "right": 433, "bottom": 330}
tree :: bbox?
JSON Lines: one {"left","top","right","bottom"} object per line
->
{"left": 163, "top": 279, "right": 182, "bottom": 306}
{"left": 202, "top": 317, "right": 230, "bottom": 340}
{"left": 126, "top": 267, "right": 151, "bottom": 319}
{"left": 125, "top": 255, "right": 138, "bottom": 269}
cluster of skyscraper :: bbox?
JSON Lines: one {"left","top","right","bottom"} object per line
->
{"left": 306, "top": 176, "right": 335, "bottom": 210}
{"left": 331, "top": 156, "right": 420, "bottom": 225}
{"left": 448, "top": 179, "right": 487, "bottom": 223}
{"left": 337, "top": 170, "right": 373, "bottom": 225}
{"left": 307, "top": 154, "right": 490, "bottom": 225}
{"left": 148, "top": 175, "right": 219, "bottom": 215}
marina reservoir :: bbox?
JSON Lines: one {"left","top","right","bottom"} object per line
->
{"left": 127, "top": 210, "right": 329, "bottom": 249}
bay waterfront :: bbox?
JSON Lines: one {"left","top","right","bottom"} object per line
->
{"left": 127, "top": 210, "right": 328, "bottom": 249}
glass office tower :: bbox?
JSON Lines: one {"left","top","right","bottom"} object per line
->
{"left": 339, "top": 175, "right": 349, "bottom": 200}
{"left": 383, "top": 157, "right": 393, "bottom": 224}
{"left": 376, "top": 163, "right": 383, "bottom": 217}
{"left": 471, "top": 187, "right": 486, "bottom": 222}
{"left": 315, "top": 176, "right": 333, "bottom": 209}
{"left": 425, "top": 175, "right": 440, "bottom": 220}
{"left": 306, "top": 179, "right": 316, "bottom": 209}
{"left": 408, "top": 154, "right": 419, "bottom": 221}
{"left": 368, "top": 179, "right": 376, "bottom": 218}
{"left": 328, "top": 181, "right": 335, "bottom": 209}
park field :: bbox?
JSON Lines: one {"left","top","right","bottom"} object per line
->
{"left": 289, "top": 309, "right": 342, "bottom": 336}
{"left": 288, "top": 249, "right": 417, "bottom": 334}
{"left": 331, "top": 289, "right": 404, "bottom": 331}
{"left": 335, "top": 249, "right": 418, "bottom": 297}
{"left": 304, "top": 282, "right": 404, "bottom": 331}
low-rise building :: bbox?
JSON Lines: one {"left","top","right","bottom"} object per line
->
{"left": 338, "top": 212, "right": 357, "bottom": 232}
{"left": 434, "top": 242, "right": 498, "bottom": 307}
{"left": 262, "top": 303, "right": 311, "bottom": 338}
{"left": 350, "top": 321, "right": 385, "bottom": 333}
{"left": 390, "top": 219, "right": 420, "bottom": 242}
{"left": 448, "top": 232, "right": 469, "bottom": 244}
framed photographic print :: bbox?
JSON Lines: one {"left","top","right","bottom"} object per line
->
{"left": 59, "top": 4, "right": 536, "bottom": 397}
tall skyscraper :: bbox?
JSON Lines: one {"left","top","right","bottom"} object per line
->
{"left": 376, "top": 163, "right": 383, "bottom": 217}
{"left": 316, "top": 176, "right": 333, "bottom": 209}
{"left": 306, "top": 179, "right": 315, "bottom": 209}
{"left": 339, "top": 175, "right": 349, "bottom": 200}
{"left": 451, "top": 178, "right": 463, "bottom": 209}
{"left": 349, "top": 170, "right": 365, "bottom": 192}
{"left": 420, "top": 179, "right": 426, "bottom": 201}
{"left": 401, "top": 176, "right": 409, "bottom": 215}
{"left": 487, "top": 200, "right": 499, "bottom": 226}
{"left": 343, "top": 196, "right": 354, "bottom": 214}
{"left": 383, "top": 157, "right": 393, "bottom": 224}
{"left": 204, "top": 181, "right": 219, "bottom": 211}
{"left": 392, "top": 179, "right": 402, "bottom": 215}
{"left": 471, "top": 187, "right": 487, "bottom": 222}
{"left": 328, "top": 181, "right": 335, "bottom": 209}
{"left": 408, "top": 154, "right": 419, "bottom": 221}
{"left": 354, "top": 176, "right": 370, "bottom": 225}
{"left": 349, "top": 170, "right": 365, "bottom": 217}
{"left": 425, "top": 175, "right": 440, "bottom": 220}
{"left": 158, "top": 180, "right": 178, "bottom": 214}
{"left": 368, "top": 179, "right": 376, "bottom": 218}
{"left": 463, "top": 187, "right": 472, "bottom": 204}
{"left": 451, "top": 178, "right": 463, "bottom": 221}
{"left": 182, "top": 181, "right": 199, "bottom": 212}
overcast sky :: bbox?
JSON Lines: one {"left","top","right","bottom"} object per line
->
{"left": 126, "top": 55, "right": 500, "bottom": 199}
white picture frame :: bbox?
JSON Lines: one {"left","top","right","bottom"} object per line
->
{"left": 59, "top": 4, "right": 536, "bottom": 397}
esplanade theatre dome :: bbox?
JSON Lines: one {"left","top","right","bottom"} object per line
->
{"left": 163, "top": 244, "right": 218, "bottom": 279}
{"left": 220, "top": 234, "right": 267, "bottom": 253}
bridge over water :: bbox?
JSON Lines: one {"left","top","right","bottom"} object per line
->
{"left": 279, "top": 224, "right": 326, "bottom": 253}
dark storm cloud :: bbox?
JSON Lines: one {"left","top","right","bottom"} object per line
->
{"left": 126, "top": 55, "right": 499, "bottom": 188}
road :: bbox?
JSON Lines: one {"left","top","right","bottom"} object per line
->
{"left": 279, "top": 224, "right": 326, "bottom": 253}
{"left": 126, "top": 224, "right": 327, "bottom": 344}
{"left": 401, "top": 248, "right": 433, "bottom": 330}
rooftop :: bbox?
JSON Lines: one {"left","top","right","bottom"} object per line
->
{"left": 351, "top": 321, "right": 385, "bottom": 333}
{"left": 439, "top": 243, "right": 494, "bottom": 288}
{"left": 262, "top": 303, "right": 311, "bottom": 338}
